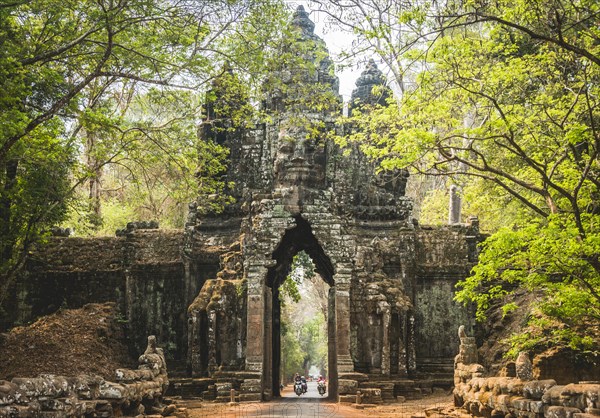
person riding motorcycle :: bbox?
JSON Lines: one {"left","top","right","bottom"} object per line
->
{"left": 293, "top": 373, "right": 303, "bottom": 396}
{"left": 300, "top": 375, "right": 307, "bottom": 393}
{"left": 317, "top": 375, "right": 327, "bottom": 395}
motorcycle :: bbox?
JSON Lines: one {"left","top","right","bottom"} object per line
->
{"left": 302, "top": 381, "right": 307, "bottom": 394}
{"left": 317, "top": 381, "right": 326, "bottom": 396}
{"left": 294, "top": 381, "right": 303, "bottom": 396}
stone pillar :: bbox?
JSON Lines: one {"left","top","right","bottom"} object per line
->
{"left": 397, "top": 312, "right": 408, "bottom": 376}
{"left": 449, "top": 185, "right": 461, "bottom": 224}
{"left": 245, "top": 264, "right": 266, "bottom": 373}
{"left": 455, "top": 325, "right": 478, "bottom": 365}
{"left": 208, "top": 310, "right": 217, "bottom": 373}
{"left": 407, "top": 313, "right": 417, "bottom": 375}
{"left": 263, "top": 286, "right": 273, "bottom": 401}
{"left": 335, "top": 282, "right": 353, "bottom": 374}
{"left": 327, "top": 286, "right": 338, "bottom": 399}
{"left": 381, "top": 307, "right": 391, "bottom": 376}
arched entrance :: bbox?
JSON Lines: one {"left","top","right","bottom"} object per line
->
{"left": 265, "top": 216, "right": 338, "bottom": 400}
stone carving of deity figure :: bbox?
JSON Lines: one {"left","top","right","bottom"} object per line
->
{"left": 273, "top": 122, "right": 327, "bottom": 189}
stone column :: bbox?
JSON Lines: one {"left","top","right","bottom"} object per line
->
{"left": 263, "top": 286, "right": 273, "bottom": 401}
{"left": 208, "top": 310, "right": 217, "bottom": 373}
{"left": 381, "top": 307, "right": 391, "bottom": 376}
{"left": 335, "top": 281, "right": 354, "bottom": 374}
{"left": 398, "top": 312, "right": 408, "bottom": 376}
{"left": 245, "top": 263, "right": 266, "bottom": 373}
{"left": 328, "top": 286, "right": 338, "bottom": 399}
{"left": 407, "top": 313, "right": 417, "bottom": 375}
{"left": 449, "top": 185, "right": 461, "bottom": 224}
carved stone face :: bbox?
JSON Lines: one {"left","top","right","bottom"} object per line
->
{"left": 274, "top": 125, "right": 326, "bottom": 189}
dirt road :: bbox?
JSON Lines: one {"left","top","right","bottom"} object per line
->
{"left": 185, "top": 382, "right": 456, "bottom": 418}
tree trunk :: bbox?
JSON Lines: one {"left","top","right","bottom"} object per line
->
{"left": 1, "top": 159, "right": 18, "bottom": 266}
{"left": 85, "top": 132, "right": 102, "bottom": 225}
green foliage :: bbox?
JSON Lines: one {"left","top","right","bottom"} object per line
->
{"left": 279, "top": 251, "right": 316, "bottom": 304}
{"left": 456, "top": 214, "right": 600, "bottom": 352}
{"left": 280, "top": 319, "right": 305, "bottom": 381}
{"left": 0, "top": 0, "right": 297, "bottom": 302}
{"left": 331, "top": 0, "right": 600, "bottom": 353}
{"left": 299, "top": 313, "right": 328, "bottom": 374}
{"left": 419, "top": 189, "right": 449, "bottom": 226}
{"left": 280, "top": 310, "right": 328, "bottom": 380}
{"left": 0, "top": 122, "right": 74, "bottom": 284}
{"left": 279, "top": 251, "right": 328, "bottom": 379}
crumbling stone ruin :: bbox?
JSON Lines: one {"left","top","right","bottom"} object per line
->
{"left": 3, "top": 6, "right": 482, "bottom": 403}
{"left": 454, "top": 326, "right": 600, "bottom": 418}
{"left": 0, "top": 336, "right": 177, "bottom": 418}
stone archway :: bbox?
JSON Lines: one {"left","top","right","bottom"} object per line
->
{"left": 183, "top": 5, "right": 479, "bottom": 404}
{"left": 265, "top": 216, "right": 338, "bottom": 399}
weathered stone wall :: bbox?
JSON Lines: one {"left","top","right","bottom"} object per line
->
{"left": 124, "top": 229, "right": 188, "bottom": 360}
{"left": 187, "top": 243, "right": 246, "bottom": 377}
{"left": 454, "top": 327, "right": 600, "bottom": 418}
{"left": 3, "top": 228, "right": 222, "bottom": 369}
{"left": 349, "top": 226, "right": 415, "bottom": 377}
{"left": 0, "top": 336, "right": 175, "bottom": 418}
{"left": 4, "top": 237, "right": 126, "bottom": 332}
{"left": 414, "top": 225, "right": 479, "bottom": 374}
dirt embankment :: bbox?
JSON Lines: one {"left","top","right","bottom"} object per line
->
{"left": 0, "top": 302, "right": 135, "bottom": 380}
{"left": 477, "top": 289, "right": 600, "bottom": 383}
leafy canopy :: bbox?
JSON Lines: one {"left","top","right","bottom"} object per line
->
{"left": 327, "top": 0, "right": 600, "bottom": 354}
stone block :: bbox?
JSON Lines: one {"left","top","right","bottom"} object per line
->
{"left": 559, "top": 384, "right": 600, "bottom": 410}
{"left": 492, "top": 394, "right": 511, "bottom": 412}
{"left": 240, "top": 379, "right": 261, "bottom": 393}
{"left": 543, "top": 385, "right": 566, "bottom": 405}
{"left": 215, "top": 396, "right": 231, "bottom": 403}
{"left": 72, "top": 375, "right": 102, "bottom": 400}
{"left": 0, "top": 381, "right": 26, "bottom": 406}
{"left": 338, "top": 373, "right": 369, "bottom": 382}
{"left": 12, "top": 377, "right": 70, "bottom": 398}
{"left": 338, "top": 379, "right": 358, "bottom": 395}
{"left": 338, "top": 395, "right": 356, "bottom": 403}
{"left": 215, "top": 382, "right": 233, "bottom": 397}
{"left": 99, "top": 382, "right": 129, "bottom": 400}
{"left": 511, "top": 397, "right": 544, "bottom": 413}
{"left": 506, "top": 380, "right": 525, "bottom": 395}
{"left": 115, "top": 368, "right": 154, "bottom": 382}
{"left": 530, "top": 400, "right": 545, "bottom": 414}
{"left": 0, "top": 403, "right": 40, "bottom": 418}
{"left": 547, "top": 406, "right": 583, "bottom": 418}
{"left": 360, "top": 388, "right": 382, "bottom": 404}
{"left": 523, "top": 379, "right": 557, "bottom": 400}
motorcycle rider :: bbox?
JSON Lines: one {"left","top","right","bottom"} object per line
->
{"left": 300, "top": 375, "right": 308, "bottom": 393}
{"left": 317, "top": 375, "right": 327, "bottom": 394}
{"left": 293, "top": 373, "right": 303, "bottom": 395}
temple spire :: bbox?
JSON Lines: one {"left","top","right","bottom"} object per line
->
{"left": 349, "top": 59, "right": 390, "bottom": 114}
{"left": 292, "top": 5, "right": 315, "bottom": 35}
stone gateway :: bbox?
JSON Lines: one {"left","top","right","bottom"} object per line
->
{"left": 4, "top": 7, "right": 481, "bottom": 402}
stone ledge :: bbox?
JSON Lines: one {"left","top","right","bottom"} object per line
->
{"left": 0, "top": 336, "right": 168, "bottom": 418}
